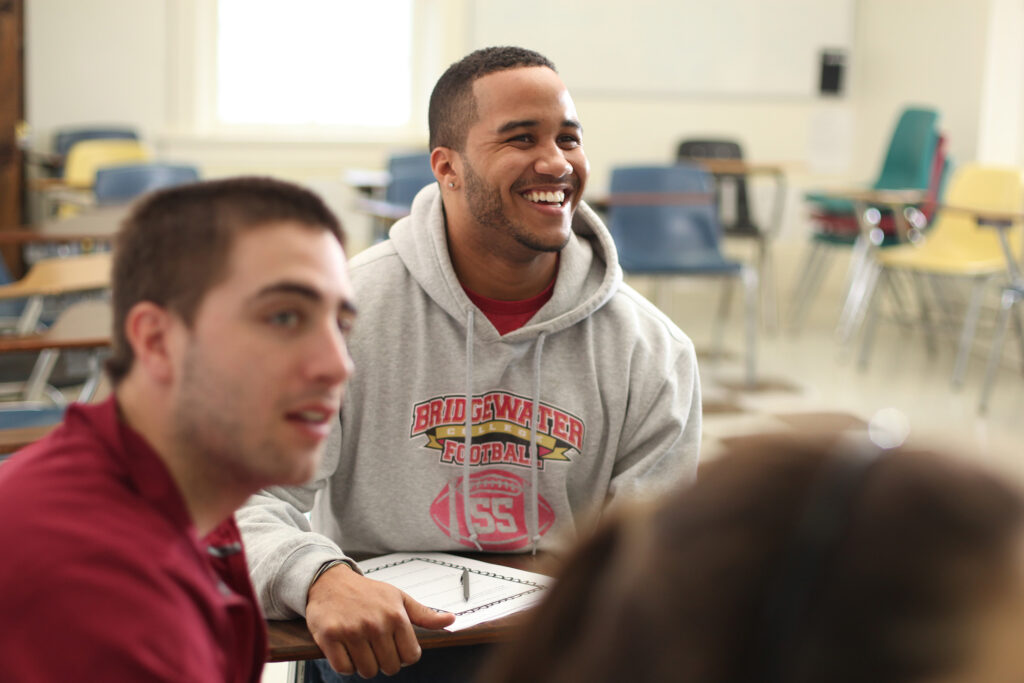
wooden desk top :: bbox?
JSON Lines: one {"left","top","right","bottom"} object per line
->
{"left": 939, "top": 204, "right": 1024, "bottom": 225}
{"left": 688, "top": 158, "right": 785, "bottom": 176}
{"left": 266, "top": 552, "right": 556, "bottom": 663}
{"left": 0, "top": 205, "right": 128, "bottom": 244}
{"left": 0, "top": 424, "right": 58, "bottom": 453}
{"left": 820, "top": 188, "right": 928, "bottom": 206}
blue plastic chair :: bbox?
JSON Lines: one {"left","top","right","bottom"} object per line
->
{"left": 93, "top": 163, "right": 200, "bottom": 205}
{"left": 607, "top": 163, "right": 758, "bottom": 385}
{"left": 360, "top": 152, "right": 436, "bottom": 242}
{"left": 386, "top": 152, "right": 436, "bottom": 206}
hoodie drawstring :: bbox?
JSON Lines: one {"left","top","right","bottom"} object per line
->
{"left": 457, "top": 309, "right": 548, "bottom": 555}
{"left": 461, "top": 308, "right": 482, "bottom": 551}
{"left": 527, "top": 332, "right": 547, "bottom": 556}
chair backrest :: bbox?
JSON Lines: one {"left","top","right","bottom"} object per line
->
{"left": 926, "top": 164, "right": 1024, "bottom": 259}
{"left": 676, "top": 138, "right": 755, "bottom": 230}
{"left": 93, "top": 163, "right": 200, "bottom": 205}
{"left": 385, "top": 152, "right": 436, "bottom": 206}
{"left": 63, "top": 139, "right": 151, "bottom": 188}
{"left": 54, "top": 127, "right": 138, "bottom": 157}
{"left": 607, "top": 164, "right": 723, "bottom": 272}
{"left": 43, "top": 299, "right": 112, "bottom": 342}
{"left": 872, "top": 107, "right": 940, "bottom": 191}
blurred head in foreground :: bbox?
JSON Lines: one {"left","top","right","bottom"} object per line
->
{"left": 483, "top": 435, "right": 1024, "bottom": 683}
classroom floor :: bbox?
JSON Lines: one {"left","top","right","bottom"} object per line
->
{"left": 657, "top": 274, "right": 1024, "bottom": 486}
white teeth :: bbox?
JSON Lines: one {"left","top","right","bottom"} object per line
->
{"left": 523, "top": 190, "right": 565, "bottom": 204}
{"left": 296, "top": 410, "right": 327, "bottom": 422}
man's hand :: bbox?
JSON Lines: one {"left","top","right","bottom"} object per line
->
{"left": 306, "top": 563, "right": 455, "bottom": 678}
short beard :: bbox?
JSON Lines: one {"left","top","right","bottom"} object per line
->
{"left": 463, "top": 160, "right": 571, "bottom": 253}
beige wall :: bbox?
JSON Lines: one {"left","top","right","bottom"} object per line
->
{"left": 24, "top": 0, "right": 1024, "bottom": 253}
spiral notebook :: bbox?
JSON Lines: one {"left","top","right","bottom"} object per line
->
{"left": 359, "top": 552, "right": 552, "bottom": 631}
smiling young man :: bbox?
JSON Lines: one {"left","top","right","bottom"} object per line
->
{"left": 0, "top": 177, "right": 362, "bottom": 682}
{"left": 238, "top": 47, "right": 702, "bottom": 682}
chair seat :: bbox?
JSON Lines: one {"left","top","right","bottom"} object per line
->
{"left": 0, "top": 405, "right": 65, "bottom": 430}
{"left": 877, "top": 244, "right": 1007, "bottom": 275}
{"left": 805, "top": 192, "right": 857, "bottom": 214}
{"left": 811, "top": 231, "right": 903, "bottom": 248}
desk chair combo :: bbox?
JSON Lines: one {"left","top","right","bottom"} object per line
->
{"left": 0, "top": 252, "right": 112, "bottom": 419}
{"left": 855, "top": 165, "right": 1024, "bottom": 391}
{"left": 41, "top": 138, "right": 152, "bottom": 214}
{"left": 788, "top": 107, "right": 948, "bottom": 336}
{"left": 27, "top": 125, "right": 139, "bottom": 179}
{"left": 676, "top": 138, "right": 786, "bottom": 331}
{"left": 606, "top": 163, "right": 758, "bottom": 387}
{"left": 354, "top": 152, "right": 436, "bottom": 242}
{"left": 0, "top": 296, "right": 112, "bottom": 462}
{"left": 93, "top": 162, "right": 200, "bottom": 205}
{"left": 977, "top": 203, "right": 1024, "bottom": 413}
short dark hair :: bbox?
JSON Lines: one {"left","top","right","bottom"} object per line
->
{"left": 106, "top": 176, "right": 345, "bottom": 385}
{"left": 428, "top": 46, "right": 556, "bottom": 151}
{"left": 483, "top": 435, "right": 1024, "bottom": 683}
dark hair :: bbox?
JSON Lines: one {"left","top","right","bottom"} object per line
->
{"left": 482, "top": 435, "right": 1024, "bottom": 683}
{"left": 428, "top": 46, "right": 556, "bottom": 151}
{"left": 106, "top": 176, "right": 344, "bottom": 385}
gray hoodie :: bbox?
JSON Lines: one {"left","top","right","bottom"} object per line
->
{"left": 237, "top": 183, "right": 701, "bottom": 619}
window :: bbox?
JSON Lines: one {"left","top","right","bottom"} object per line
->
{"left": 166, "top": 0, "right": 442, "bottom": 142}
{"left": 215, "top": 0, "right": 413, "bottom": 129}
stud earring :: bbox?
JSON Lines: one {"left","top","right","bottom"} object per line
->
{"left": 448, "top": 182, "right": 455, "bottom": 188}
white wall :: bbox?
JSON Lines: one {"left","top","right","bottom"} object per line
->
{"left": 847, "top": 0, "right": 1011, "bottom": 177}
{"left": 23, "top": 0, "right": 1024, "bottom": 253}
{"left": 25, "top": 0, "right": 168, "bottom": 146}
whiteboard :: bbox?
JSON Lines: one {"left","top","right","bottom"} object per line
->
{"left": 471, "top": 0, "right": 854, "bottom": 97}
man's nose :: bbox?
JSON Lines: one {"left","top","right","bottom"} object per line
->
{"left": 309, "top": 322, "right": 354, "bottom": 386}
{"left": 534, "top": 142, "right": 572, "bottom": 178}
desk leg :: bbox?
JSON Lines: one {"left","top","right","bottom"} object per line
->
{"left": 287, "top": 660, "right": 306, "bottom": 683}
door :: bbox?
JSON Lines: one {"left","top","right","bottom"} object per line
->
{"left": 0, "top": 0, "right": 23, "bottom": 276}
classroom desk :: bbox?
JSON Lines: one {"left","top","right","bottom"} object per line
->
{"left": 938, "top": 205, "right": 1024, "bottom": 413}
{"left": 690, "top": 158, "right": 787, "bottom": 330}
{"left": 267, "top": 552, "right": 556, "bottom": 663}
{"left": 814, "top": 188, "right": 929, "bottom": 344}
{"left": 0, "top": 204, "right": 127, "bottom": 245}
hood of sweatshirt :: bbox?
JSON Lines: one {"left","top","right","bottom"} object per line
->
{"left": 389, "top": 182, "right": 622, "bottom": 342}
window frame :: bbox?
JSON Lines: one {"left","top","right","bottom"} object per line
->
{"left": 165, "top": 0, "right": 449, "bottom": 145}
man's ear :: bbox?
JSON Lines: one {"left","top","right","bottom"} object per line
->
{"left": 124, "top": 302, "right": 180, "bottom": 385}
{"left": 431, "top": 147, "right": 460, "bottom": 190}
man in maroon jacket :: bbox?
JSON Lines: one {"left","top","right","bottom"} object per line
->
{"left": 0, "top": 177, "right": 358, "bottom": 682}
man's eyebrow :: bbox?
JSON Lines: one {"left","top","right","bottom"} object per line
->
{"left": 497, "top": 119, "right": 538, "bottom": 134}
{"left": 496, "top": 118, "right": 583, "bottom": 134}
{"left": 252, "top": 282, "right": 358, "bottom": 314}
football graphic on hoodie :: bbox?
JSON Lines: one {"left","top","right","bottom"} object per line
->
{"left": 430, "top": 470, "right": 555, "bottom": 550}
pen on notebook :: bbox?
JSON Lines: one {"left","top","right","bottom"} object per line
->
{"left": 460, "top": 567, "right": 470, "bottom": 602}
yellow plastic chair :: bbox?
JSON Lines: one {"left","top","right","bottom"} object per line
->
{"left": 50, "top": 139, "right": 150, "bottom": 217}
{"left": 858, "top": 164, "right": 1024, "bottom": 386}
{"left": 63, "top": 138, "right": 151, "bottom": 189}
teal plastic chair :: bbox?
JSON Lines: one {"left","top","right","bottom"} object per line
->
{"left": 788, "top": 107, "right": 945, "bottom": 333}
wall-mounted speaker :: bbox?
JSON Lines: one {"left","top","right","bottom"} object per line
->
{"left": 819, "top": 49, "right": 846, "bottom": 96}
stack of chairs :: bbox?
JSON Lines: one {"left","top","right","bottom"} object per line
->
{"left": 788, "top": 107, "right": 949, "bottom": 335}
{"left": 856, "top": 165, "right": 1024, "bottom": 391}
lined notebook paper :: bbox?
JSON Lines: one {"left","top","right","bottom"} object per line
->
{"left": 359, "top": 552, "right": 552, "bottom": 631}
